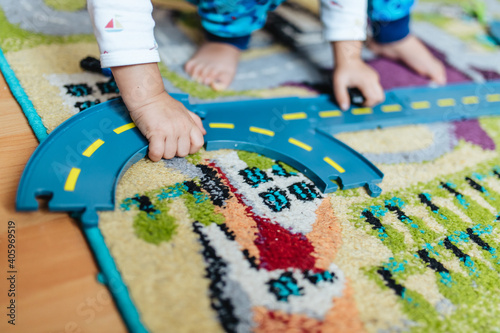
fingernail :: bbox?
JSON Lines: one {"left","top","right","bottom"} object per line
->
{"left": 341, "top": 103, "right": 349, "bottom": 111}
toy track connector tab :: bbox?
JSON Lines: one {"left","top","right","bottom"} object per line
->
{"left": 81, "top": 208, "right": 99, "bottom": 228}
{"left": 366, "top": 183, "right": 382, "bottom": 198}
{"left": 327, "top": 177, "right": 340, "bottom": 193}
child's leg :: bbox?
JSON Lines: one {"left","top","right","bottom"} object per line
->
{"left": 184, "top": 0, "right": 286, "bottom": 91}
{"left": 368, "top": 0, "right": 446, "bottom": 84}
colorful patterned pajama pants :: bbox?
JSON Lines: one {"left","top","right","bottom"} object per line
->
{"left": 187, "top": 0, "right": 415, "bottom": 48}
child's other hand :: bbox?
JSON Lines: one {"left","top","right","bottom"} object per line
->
{"left": 333, "top": 59, "right": 384, "bottom": 110}
{"left": 332, "top": 41, "right": 385, "bottom": 110}
{"left": 129, "top": 91, "right": 206, "bottom": 162}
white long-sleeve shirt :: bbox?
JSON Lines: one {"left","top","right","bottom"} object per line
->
{"left": 88, "top": 0, "right": 367, "bottom": 68}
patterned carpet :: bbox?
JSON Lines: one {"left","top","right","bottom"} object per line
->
{"left": 4, "top": 0, "right": 500, "bottom": 332}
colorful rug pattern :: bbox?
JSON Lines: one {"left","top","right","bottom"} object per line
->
{"left": 4, "top": 0, "right": 500, "bottom": 332}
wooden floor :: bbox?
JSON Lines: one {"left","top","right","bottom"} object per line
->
{"left": 0, "top": 73, "right": 127, "bottom": 332}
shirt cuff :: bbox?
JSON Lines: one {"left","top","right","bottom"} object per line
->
{"left": 100, "top": 49, "right": 160, "bottom": 68}
{"left": 323, "top": 27, "right": 366, "bottom": 42}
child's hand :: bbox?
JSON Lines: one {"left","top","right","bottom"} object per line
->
{"left": 332, "top": 41, "right": 385, "bottom": 110}
{"left": 129, "top": 92, "right": 206, "bottom": 161}
{"left": 111, "top": 63, "right": 206, "bottom": 162}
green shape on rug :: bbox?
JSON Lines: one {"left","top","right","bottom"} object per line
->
{"left": 351, "top": 156, "right": 500, "bottom": 332}
{"left": 185, "top": 150, "right": 203, "bottom": 165}
{"left": 238, "top": 151, "right": 274, "bottom": 170}
{"left": 364, "top": 243, "right": 500, "bottom": 332}
{"left": 154, "top": 181, "right": 225, "bottom": 226}
{"left": 365, "top": 265, "right": 441, "bottom": 331}
{"left": 420, "top": 0, "right": 487, "bottom": 23}
{"left": 44, "top": 0, "right": 86, "bottom": 12}
{"left": 413, "top": 9, "right": 496, "bottom": 52}
{"left": 462, "top": 0, "right": 488, "bottom": 24}
{"left": 183, "top": 191, "right": 224, "bottom": 226}
{"left": 479, "top": 117, "right": 500, "bottom": 152}
{"left": 237, "top": 151, "right": 298, "bottom": 174}
{"left": 133, "top": 201, "right": 178, "bottom": 245}
{"left": 158, "top": 63, "right": 255, "bottom": 100}
{"left": 359, "top": 204, "right": 408, "bottom": 251}
{"left": 0, "top": 10, "right": 94, "bottom": 53}
{"left": 125, "top": 181, "right": 225, "bottom": 244}
{"left": 158, "top": 62, "right": 313, "bottom": 101}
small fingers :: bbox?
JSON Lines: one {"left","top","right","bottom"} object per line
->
{"left": 163, "top": 135, "right": 177, "bottom": 160}
{"left": 349, "top": 69, "right": 384, "bottom": 107}
{"left": 189, "top": 128, "right": 204, "bottom": 155}
{"left": 431, "top": 62, "right": 447, "bottom": 86}
{"left": 188, "top": 111, "right": 206, "bottom": 134}
{"left": 148, "top": 134, "right": 165, "bottom": 162}
{"left": 189, "top": 127, "right": 204, "bottom": 155}
{"left": 360, "top": 82, "right": 385, "bottom": 107}
{"left": 333, "top": 75, "right": 350, "bottom": 111}
{"left": 176, "top": 134, "right": 191, "bottom": 158}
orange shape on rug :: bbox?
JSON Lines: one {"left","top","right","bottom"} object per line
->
{"left": 323, "top": 279, "right": 366, "bottom": 333}
{"left": 252, "top": 280, "right": 365, "bottom": 333}
{"left": 214, "top": 194, "right": 261, "bottom": 265}
{"left": 253, "top": 306, "right": 323, "bottom": 333}
{"left": 307, "top": 198, "right": 343, "bottom": 271}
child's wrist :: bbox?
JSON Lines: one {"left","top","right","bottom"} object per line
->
{"left": 331, "top": 40, "right": 363, "bottom": 67}
{"left": 111, "top": 63, "right": 166, "bottom": 111}
{"left": 126, "top": 90, "right": 168, "bottom": 114}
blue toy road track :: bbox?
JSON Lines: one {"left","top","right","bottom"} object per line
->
{"left": 17, "top": 81, "right": 500, "bottom": 227}
{"left": 16, "top": 100, "right": 149, "bottom": 227}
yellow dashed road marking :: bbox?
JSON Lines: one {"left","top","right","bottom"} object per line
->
{"left": 352, "top": 108, "right": 373, "bottom": 115}
{"left": 487, "top": 94, "right": 500, "bottom": 102}
{"left": 288, "top": 138, "right": 312, "bottom": 151}
{"left": 113, "top": 123, "right": 136, "bottom": 134}
{"left": 381, "top": 104, "right": 402, "bottom": 113}
{"left": 324, "top": 157, "right": 345, "bottom": 173}
{"left": 82, "top": 139, "right": 104, "bottom": 157}
{"left": 282, "top": 112, "right": 307, "bottom": 120}
{"left": 249, "top": 126, "right": 274, "bottom": 136}
{"left": 462, "top": 96, "right": 479, "bottom": 105}
{"left": 319, "top": 110, "right": 342, "bottom": 118}
{"left": 64, "top": 168, "right": 81, "bottom": 192}
{"left": 209, "top": 123, "right": 235, "bottom": 129}
{"left": 438, "top": 98, "right": 456, "bottom": 107}
{"left": 411, "top": 101, "right": 431, "bottom": 109}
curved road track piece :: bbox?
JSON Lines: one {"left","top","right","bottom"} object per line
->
{"left": 17, "top": 81, "right": 500, "bottom": 224}
{"left": 16, "top": 99, "right": 148, "bottom": 227}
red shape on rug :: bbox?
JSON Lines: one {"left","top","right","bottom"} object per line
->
{"left": 207, "top": 162, "right": 317, "bottom": 272}
{"left": 252, "top": 214, "right": 317, "bottom": 271}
